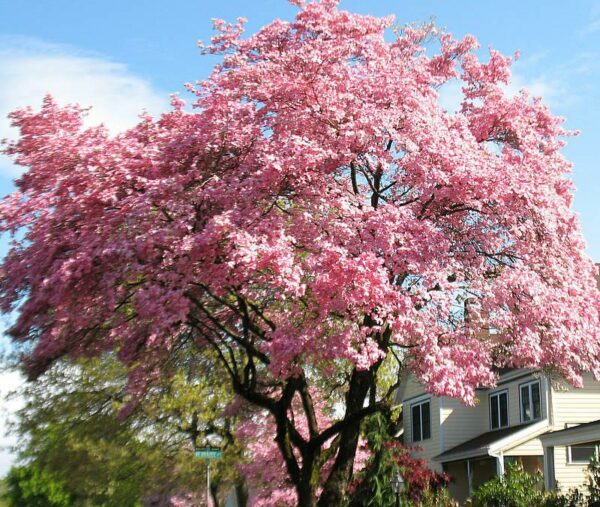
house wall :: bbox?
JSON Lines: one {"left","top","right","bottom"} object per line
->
{"left": 552, "top": 445, "right": 590, "bottom": 492}
{"left": 437, "top": 372, "right": 549, "bottom": 457}
{"left": 404, "top": 394, "right": 443, "bottom": 472}
{"left": 495, "top": 372, "right": 549, "bottom": 427}
{"left": 550, "top": 373, "right": 600, "bottom": 431}
{"left": 443, "top": 461, "right": 470, "bottom": 505}
{"left": 401, "top": 374, "right": 427, "bottom": 402}
{"left": 504, "top": 437, "right": 544, "bottom": 456}
{"left": 400, "top": 369, "right": 600, "bottom": 499}
{"left": 439, "top": 395, "right": 487, "bottom": 452}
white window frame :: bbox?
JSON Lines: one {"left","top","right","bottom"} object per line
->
{"left": 519, "top": 380, "right": 542, "bottom": 423}
{"left": 567, "top": 442, "right": 600, "bottom": 465}
{"left": 489, "top": 389, "right": 509, "bottom": 430}
{"left": 411, "top": 399, "right": 431, "bottom": 443}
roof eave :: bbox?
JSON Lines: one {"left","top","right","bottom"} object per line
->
{"left": 490, "top": 419, "right": 550, "bottom": 454}
{"left": 434, "top": 420, "right": 550, "bottom": 463}
{"left": 540, "top": 424, "right": 600, "bottom": 447}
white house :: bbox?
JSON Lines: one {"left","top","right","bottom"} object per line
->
{"left": 396, "top": 369, "right": 600, "bottom": 503}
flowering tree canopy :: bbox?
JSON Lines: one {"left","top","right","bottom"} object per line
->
{"left": 2, "top": 0, "right": 599, "bottom": 504}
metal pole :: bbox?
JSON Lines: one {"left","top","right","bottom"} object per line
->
{"left": 207, "top": 460, "right": 211, "bottom": 507}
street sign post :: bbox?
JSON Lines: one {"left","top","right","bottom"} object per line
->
{"left": 195, "top": 448, "right": 222, "bottom": 506}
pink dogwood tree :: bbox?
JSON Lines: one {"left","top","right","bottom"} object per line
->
{"left": 2, "top": 1, "right": 599, "bottom": 504}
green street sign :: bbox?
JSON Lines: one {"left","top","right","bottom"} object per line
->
{"left": 195, "top": 447, "right": 222, "bottom": 459}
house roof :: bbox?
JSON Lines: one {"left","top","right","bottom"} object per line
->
{"left": 540, "top": 419, "right": 600, "bottom": 447}
{"left": 434, "top": 421, "right": 542, "bottom": 463}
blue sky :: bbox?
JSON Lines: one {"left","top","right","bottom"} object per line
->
{"left": 0, "top": 0, "right": 598, "bottom": 473}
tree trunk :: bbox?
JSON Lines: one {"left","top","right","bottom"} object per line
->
{"left": 316, "top": 368, "right": 372, "bottom": 507}
{"left": 235, "top": 481, "right": 248, "bottom": 507}
{"left": 210, "top": 482, "right": 220, "bottom": 507}
{"left": 296, "top": 482, "right": 318, "bottom": 507}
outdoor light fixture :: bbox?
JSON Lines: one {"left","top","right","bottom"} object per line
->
{"left": 391, "top": 471, "right": 404, "bottom": 507}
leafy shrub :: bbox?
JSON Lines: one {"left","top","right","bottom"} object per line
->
{"left": 543, "top": 489, "right": 585, "bottom": 507}
{"left": 4, "top": 464, "right": 73, "bottom": 507}
{"left": 585, "top": 455, "right": 600, "bottom": 504}
{"left": 472, "top": 462, "right": 546, "bottom": 507}
{"left": 349, "top": 414, "right": 455, "bottom": 506}
{"left": 543, "top": 453, "right": 600, "bottom": 507}
{"left": 473, "top": 455, "right": 600, "bottom": 507}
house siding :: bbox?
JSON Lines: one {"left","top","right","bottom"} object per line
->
{"left": 551, "top": 373, "right": 600, "bottom": 431}
{"left": 440, "top": 395, "right": 488, "bottom": 452}
{"left": 497, "top": 374, "right": 548, "bottom": 427}
{"left": 552, "top": 445, "right": 590, "bottom": 492}
{"left": 401, "top": 375, "right": 428, "bottom": 402}
{"left": 405, "top": 395, "right": 442, "bottom": 472}
{"left": 504, "top": 437, "right": 544, "bottom": 456}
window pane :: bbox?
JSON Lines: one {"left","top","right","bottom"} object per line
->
{"left": 422, "top": 402, "right": 431, "bottom": 440}
{"left": 491, "top": 395, "right": 499, "bottom": 429}
{"left": 499, "top": 392, "right": 509, "bottom": 428}
{"left": 532, "top": 383, "right": 541, "bottom": 419}
{"left": 521, "top": 385, "right": 531, "bottom": 421}
{"left": 412, "top": 404, "right": 422, "bottom": 442}
{"left": 571, "top": 445, "right": 596, "bottom": 463}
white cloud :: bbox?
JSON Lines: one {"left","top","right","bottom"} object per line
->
{"left": 0, "top": 368, "right": 24, "bottom": 477}
{"left": 0, "top": 37, "right": 169, "bottom": 475}
{"left": 0, "top": 316, "right": 24, "bottom": 478}
{"left": 0, "top": 36, "right": 169, "bottom": 178}
{"left": 505, "top": 71, "right": 567, "bottom": 107}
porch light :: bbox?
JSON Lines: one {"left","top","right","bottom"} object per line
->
{"left": 391, "top": 471, "right": 405, "bottom": 493}
{"left": 391, "top": 471, "right": 405, "bottom": 506}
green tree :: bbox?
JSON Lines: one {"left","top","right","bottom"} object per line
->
{"left": 7, "top": 348, "right": 246, "bottom": 506}
{"left": 5, "top": 464, "right": 73, "bottom": 507}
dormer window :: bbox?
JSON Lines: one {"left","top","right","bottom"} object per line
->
{"left": 520, "top": 380, "right": 542, "bottom": 422}
{"left": 411, "top": 399, "right": 431, "bottom": 442}
{"left": 489, "top": 390, "right": 509, "bottom": 429}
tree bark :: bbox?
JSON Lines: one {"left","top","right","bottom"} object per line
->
{"left": 235, "top": 482, "right": 248, "bottom": 507}
{"left": 316, "top": 368, "right": 373, "bottom": 506}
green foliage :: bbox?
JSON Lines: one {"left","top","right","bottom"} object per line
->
{"left": 473, "top": 458, "right": 600, "bottom": 507}
{"left": 348, "top": 413, "right": 454, "bottom": 507}
{"left": 419, "top": 488, "right": 457, "bottom": 507}
{"left": 0, "top": 479, "right": 7, "bottom": 507}
{"left": 4, "top": 464, "right": 73, "bottom": 507}
{"left": 348, "top": 414, "right": 400, "bottom": 507}
{"left": 585, "top": 454, "right": 600, "bottom": 502}
{"left": 543, "top": 489, "right": 586, "bottom": 507}
{"left": 6, "top": 348, "right": 245, "bottom": 506}
{"left": 472, "top": 462, "right": 546, "bottom": 507}
{"left": 548, "top": 455, "right": 600, "bottom": 507}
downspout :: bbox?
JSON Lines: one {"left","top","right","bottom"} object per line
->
{"left": 489, "top": 449, "right": 505, "bottom": 478}
{"left": 542, "top": 446, "right": 550, "bottom": 491}
{"left": 467, "top": 459, "right": 473, "bottom": 497}
{"left": 544, "top": 376, "right": 554, "bottom": 428}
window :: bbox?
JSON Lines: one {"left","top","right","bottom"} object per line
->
{"left": 411, "top": 400, "right": 431, "bottom": 442}
{"left": 568, "top": 442, "right": 600, "bottom": 464}
{"left": 490, "top": 390, "right": 509, "bottom": 429}
{"left": 520, "top": 381, "right": 542, "bottom": 422}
